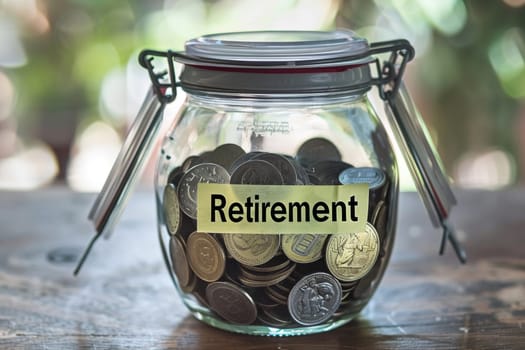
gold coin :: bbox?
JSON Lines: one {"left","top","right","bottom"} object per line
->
{"left": 325, "top": 223, "right": 380, "bottom": 282}
{"left": 282, "top": 234, "right": 326, "bottom": 263}
{"left": 223, "top": 233, "right": 280, "bottom": 266}
{"left": 163, "top": 183, "right": 181, "bottom": 235}
{"left": 186, "top": 231, "right": 226, "bottom": 282}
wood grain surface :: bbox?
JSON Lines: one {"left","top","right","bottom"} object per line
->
{"left": 0, "top": 188, "right": 523, "bottom": 349}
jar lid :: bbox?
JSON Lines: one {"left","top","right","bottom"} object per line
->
{"left": 176, "top": 30, "right": 374, "bottom": 95}
{"left": 183, "top": 30, "right": 370, "bottom": 66}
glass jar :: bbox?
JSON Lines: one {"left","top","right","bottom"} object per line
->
{"left": 153, "top": 31, "right": 401, "bottom": 336}
{"left": 84, "top": 29, "right": 463, "bottom": 337}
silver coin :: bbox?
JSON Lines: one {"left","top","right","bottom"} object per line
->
{"left": 178, "top": 163, "right": 230, "bottom": 219}
{"left": 163, "top": 183, "right": 181, "bottom": 235}
{"left": 288, "top": 272, "right": 342, "bottom": 326}
{"left": 206, "top": 281, "right": 258, "bottom": 325}
{"left": 253, "top": 153, "right": 297, "bottom": 185}
{"left": 338, "top": 167, "right": 386, "bottom": 191}
{"left": 230, "top": 159, "right": 283, "bottom": 185}
{"left": 296, "top": 138, "right": 341, "bottom": 166}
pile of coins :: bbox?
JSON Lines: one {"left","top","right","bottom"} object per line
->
{"left": 163, "top": 138, "right": 391, "bottom": 327}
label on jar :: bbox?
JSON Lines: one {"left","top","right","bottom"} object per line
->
{"left": 197, "top": 183, "right": 368, "bottom": 234}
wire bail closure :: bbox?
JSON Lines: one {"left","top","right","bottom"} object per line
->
{"left": 139, "top": 50, "right": 179, "bottom": 103}
{"left": 75, "top": 52, "right": 177, "bottom": 275}
{"left": 369, "top": 41, "right": 466, "bottom": 263}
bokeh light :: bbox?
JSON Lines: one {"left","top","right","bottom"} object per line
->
{"left": 455, "top": 149, "right": 516, "bottom": 189}
{"left": 0, "top": 142, "right": 58, "bottom": 190}
{"left": 67, "top": 121, "right": 122, "bottom": 192}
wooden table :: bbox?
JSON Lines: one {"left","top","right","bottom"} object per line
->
{"left": 0, "top": 188, "right": 523, "bottom": 349}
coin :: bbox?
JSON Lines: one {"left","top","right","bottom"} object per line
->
{"left": 262, "top": 305, "right": 293, "bottom": 324}
{"left": 178, "top": 212, "right": 197, "bottom": 240}
{"left": 282, "top": 234, "right": 326, "bottom": 264}
{"left": 192, "top": 280, "right": 210, "bottom": 307}
{"left": 169, "top": 235, "right": 193, "bottom": 289}
{"left": 283, "top": 155, "right": 310, "bottom": 184}
{"left": 307, "top": 173, "right": 321, "bottom": 185}
{"left": 230, "top": 160, "right": 284, "bottom": 185}
{"left": 325, "top": 223, "right": 380, "bottom": 282}
{"left": 338, "top": 167, "right": 386, "bottom": 190}
{"left": 370, "top": 200, "right": 385, "bottom": 228}
{"left": 288, "top": 272, "right": 342, "bottom": 326}
{"left": 181, "top": 155, "right": 202, "bottom": 172}
{"left": 253, "top": 289, "right": 281, "bottom": 309}
{"left": 181, "top": 273, "right": 197, "bottom": 293}
{"left": 257, "top": 315, "right": 288, "bottom": 327}
{"left": 265, "top": 287, "right": 288, "bottom": 305}
{"left": 229, "top": 151, "right": 263, "bottom": 172}
{"left": 238, "top": 272, "right": 290, "bottom": 288}
{"left": 371, "top": 200, "right": 388, "bottom": 242}
{"left": 340, "top": 280, "right": 359, "bottom": 293}
{"left": 241, "top": 254, "right": 290, "bottom": 273}
{"left": 209, "top": 143, "right": 246, "bottom": 170}
{"left": 222, "top": 261, "right": 244, "bottom": 287}
{"left": 186, "top": 231, "right": 226, "bottom": 282}
{"left": 265, "top": 285, "right": 290, "bottom": 302}
{"left": 308, "top": 160, "right": 354, "bottom": 185}
{"left": 163, "top": 184, "right": 181, "bottom": 235}
{"left": 257, "top": 312, "right": 290, "bottom": 327}
{"left": 253, "top": 153, "right": 297, "bottom": 185}
{"left": 206, "top": 281, "right": 258, "bottom": 325}
{"left": 239, "top": 262, "right": 295, "bottom": 282}
{"left": 273, "top": 278, "right": 295, "bottom": 294}
{"left": 223, "top": 233, "right": 280, "bottom": 266}
{"left": 167, "top": 166, "right": 183, "bottom": 186}
{"left": 238, "top": 263, "right": 295, "bottom": 288}
{"left": 178, "top": 163, "right": 230, "bottom": 219}
{"left": 352, "top": 258, "right": 383, "bottom": 299}
{"left": 296, "top": 137, "right": 342, "bottom": 166}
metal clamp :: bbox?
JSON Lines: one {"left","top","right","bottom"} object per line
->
{"left": 139, "top": 50, "right": 179, "bottom": 103}
{"left": 367, "top": 39, "right": 415, "bottom": 100}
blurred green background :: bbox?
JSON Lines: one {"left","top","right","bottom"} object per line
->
{"left": 0, "top": 0, "right": 524, "bottom": 191}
